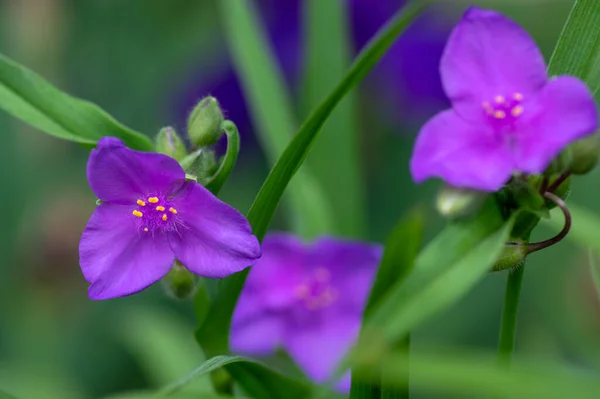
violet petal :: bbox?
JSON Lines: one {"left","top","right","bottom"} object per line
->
{"left": 79, "top": 203, "right": 175, "bottom": 300}
{"left": 283, "top": 316, "right": 359, "bottom": 393}
{"left": 441, "top": 7, "right": 547, "bottom": 122}
{"left": 410, "top": 109, "right": 515, "bottom": 191}
{"left": 515, "top": 76, "right": 598, "bottom": 174}
{"left": 230, "top": 300, "right": 286, "bottom": 355}
{"left": 310, "top": 237, "right": 381, "bottom": 313}
{"left": 167, "top": 182, "right": 261, "bottom": 278}
{"left": 87, "top": 137, "right": 185, "bottom": 204}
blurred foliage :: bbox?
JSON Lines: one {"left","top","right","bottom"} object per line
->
{"left": 0, "top": 0, "right": 600, "bottom": 398}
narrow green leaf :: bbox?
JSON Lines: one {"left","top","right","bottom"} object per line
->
{"left": 365, "top": 208, "right": 426, "bottom": 316}
{"left": 158, "top": 355, "right": 313, "bottom": 399}
{"left": 303, "top": 0, "right": 365, "bottom": 237}
{"left": 158, "top": 355, "right": 246, "bottom": 395}
{"left": 0, "top": 53, "right": 152, "bottom": 150}
{"left": 350, "top": 208, "right": 426, "bottom": 398}
{"left": 360, "top": 349, "right": 600, "bottom": 399}
{"left": 218, "top": 0, "right": 333, "bottom": 238}
{"left": 365, "top": 200, "right": 511, "bottom": 344}
{"left": 205, "top": 120, "right": 240, "bottom": 195}
{"left": 196, "top": 0, "right": 428, "bottom": 358}
{"left": 547, "top": 0, "right": 600, "bottom": 92}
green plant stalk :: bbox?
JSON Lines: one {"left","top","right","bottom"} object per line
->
{"left": 497, "top": 266, "right": 525, "bottom": 366}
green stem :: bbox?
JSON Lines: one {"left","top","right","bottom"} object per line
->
{"left": 497, "top": 266, "right": 524, "bottom": 366}
{"left": 382, "top": 335, "right": 410, "bottom": 399}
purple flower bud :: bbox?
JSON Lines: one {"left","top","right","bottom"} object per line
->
{"left": 410, "top": 7, "right": 598, "bottom": 191}
{"left": 231, "top": 233, "right": 382, "bottom": 392}
{"left": 78, "top": 137, "right": 261, "bottom": 300}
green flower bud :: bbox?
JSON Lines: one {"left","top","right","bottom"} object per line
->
{"left": 544, "top": 148, "right": 572, "bottom": 176}
{"left": 491, "top": 241, "right": 528, "bottom": 272}
{"left": 155, "top": 126, "right": 187, "bottom": 161}
{"left": 568, "top": 133, "right": 600, "bottom": 175}
{"left": 188, "top": 96, "right": 224, "bottom": 147}
{"left": 161, "top": 261, "right": 199, "bottom": 300}
{"left": 436, "top": 185, "right": 488, "bottom": 219}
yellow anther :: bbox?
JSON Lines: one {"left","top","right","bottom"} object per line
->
{"left": 143, "top": 227, "right": 149, "bottom": 232}
{"left": 513, "top": 92, "right": 524, "bottom": 101}
{"left": 315, "top": 268, "right": 330, "bottom": 282}
{"left": 148, "top": 197, "right": 159, "bottom": 203}
{"left": 156, "top": 205, "right": 166, "bottom": 212}
{"left": 132, "top": 210, "right": 143, "bottom": 217}
{"left": 136, "top": 199, "right": 146, "bottom": 206}
{"left": 169, "top": 207, "right": 177, "bottom": 214}
{"left": 494, "top": 95, "right": 505, "bottom": 104}
{"left": 493, "top": 110, "right": 506, "bottom": 119}
{"left": 162, "top": 214, "right": 168, "bottom": 221}
{"left": 511, "top": 105, "right": 524, "bottom": 117}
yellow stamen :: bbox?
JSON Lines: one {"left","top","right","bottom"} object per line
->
{"left": 136, "top": 199, "right": 146, "bottom": 206}
{"left": 156, "top": 205, "right": 165, "bottom": 212}
{"left": 494, "top": 95, "right": 505, "bottom": 104}
{"left": 132, "top": 210, "right": 143, "bottom": 217}
{"left": 513, "top": 92, "right": 524, "bottom": 101}
{"left": 511, "top": 105, "right": 524, "bottom": 117}
{"left": 143, "top": 227, "right": 148, "bottom": 232}
{"left": 162, "top": 214, "right": 168, "bottom": 221}
{"left": 148, "top": 197, "right": 159, "bottom": 203}
{"left": 169, "top": 207, "right": 177, "bottom": 214}
{"left": 493, "top": 110, "right": 506, "bottom": 119}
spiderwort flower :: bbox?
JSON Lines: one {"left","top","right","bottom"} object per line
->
{"left": 79, "top": 137, "right": 261, "bottom": 300}
{"left": 231, "top": 233, "right": 381, "bottom": 392}
{"left": 410, "top": 7, "right": 598, "bottom": 191}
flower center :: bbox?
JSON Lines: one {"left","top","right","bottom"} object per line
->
{"left": 294, "top": 268, "right": 339, "bottom": 311}
{"left": 482, "top": 92, "right": 525, "bottom": 128}
{"left": 131, "top": 195, "right": 180, "bottom": 233}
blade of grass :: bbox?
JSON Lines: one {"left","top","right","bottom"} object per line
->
{"left": 0, "top": 53, "right": 152, "bottom": 150}
{"left": 547, "top": 0, "right": 600, "bottom": 93}
{"left": 303, "top": 0, "right": 365, "bottom": 237}
{"left": 218, "top": 0, "right": 332, "bottom": 238}
{"left": 350, "top": 209, "right": 425, "bottom": 399}
{"left": 357, "top": 349, "right": 600, "bottom": 399}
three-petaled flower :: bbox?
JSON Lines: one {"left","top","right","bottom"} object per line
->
{"left": 79, "top": 137, "right": 261, "bottom": 300}
{"left": 410, "top": 7, "right": 598, "bottom": 191}
{"left": 231, "top": 233, "right": 381, "bottom": 392}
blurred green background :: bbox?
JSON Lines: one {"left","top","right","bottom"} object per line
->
{"left": 1, "top": 0, "right": 599, "bottom": 398}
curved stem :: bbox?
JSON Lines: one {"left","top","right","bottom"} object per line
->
{"left": 526, "top": 192, "right": 571, "bottom": 254}
{"left": 547, "top": 171, "right": 571, "bottom": 193}
{"left": 497, "top": 265, "right": 524, "bottom": 366}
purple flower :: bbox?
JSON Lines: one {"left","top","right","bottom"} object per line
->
{"left": 172, "top": 0, "right": 451, "bottom": 145}
{"left": 78, "top": 137, "right": 261, "bottom": 300}
{"left": 231, "top": 233, "right": 381, "bottom": 391}
{"left": 410, "top": 7, "right": 598, "bottom": 191}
